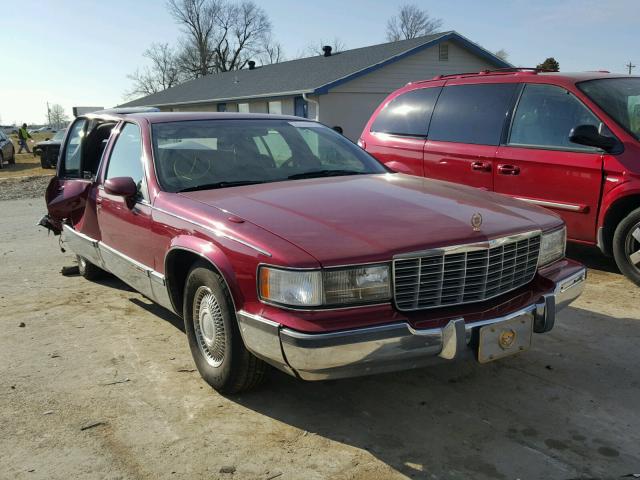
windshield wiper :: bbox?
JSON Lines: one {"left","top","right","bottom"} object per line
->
{"left": 177, "top": 180, "right": 265, "bottom": 192}
{"left": 287, "top": 169, "right": 365, "bottom": 180}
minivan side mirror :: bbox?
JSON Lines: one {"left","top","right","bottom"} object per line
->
{"left": 104, "top": 177, "right": 138, "bottom": 200}
{"left": 569, "top": 124, "right": 619, "bottom": 153}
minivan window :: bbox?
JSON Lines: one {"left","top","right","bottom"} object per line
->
{"left": 370, "top": 87, "right": 441, "bottom": 137}
{"left": 578, "top": 78, "right": 640, "bottom": 141}
{"left": 428, "top": 83, "right": 518, "bottom": 145}
{"left": 106, "top": 123, "right": 144, "bottom": 197}
{"left": 509, "top": 84, "right": 601, "bottom": 151}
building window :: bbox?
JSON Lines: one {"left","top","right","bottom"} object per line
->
{"left": 238, "top": 103, "right": 250, "bottom": 113}
{"left": 439, "top": 43, "right": 449, "bottom": 61}
{"left": 217, "top": 103, "right": 227, "bottom": 112}
{"left": 268, "top": 101, "right": 282, "bottom": 115}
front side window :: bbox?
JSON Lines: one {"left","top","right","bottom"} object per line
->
{"left": 105, "top": 123, "right": 144, "bottom": 196}
{"left": 509, "top": 84, "right": 601, "bottom": 150}
{"left": 578, "top": 78, "right": 640, "bottom": 140}
{"left": 151, "top": 119, "right": 386, "bottom": 192}
{"left": 371, "top": 87, "right": 441, "bottom": 137}
{"left": 62, "top": 119, "right": 87, "bottom": 177}
{"left": 429, "top": 83, "right": 518, "bottom": 145}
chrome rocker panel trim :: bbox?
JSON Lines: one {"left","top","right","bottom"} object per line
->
{"left": 237, "top": 267, "right": 587, "bottom": 381}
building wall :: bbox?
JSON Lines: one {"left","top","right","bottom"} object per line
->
{"left": 323, "top": 41, "right": 497, "bottom": 140}
{"left": 331, "top": 41, "right": 496, "bottom": 94}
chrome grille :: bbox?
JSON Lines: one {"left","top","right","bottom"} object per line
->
{"left": 393, "top": 232, "right": 541, "bottom": 311}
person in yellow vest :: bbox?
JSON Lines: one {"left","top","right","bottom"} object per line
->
{"left": 18, "top": 123, "right": 32, "bottom": 153}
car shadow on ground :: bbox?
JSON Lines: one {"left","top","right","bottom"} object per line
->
{"left": 229, "top": 306, "right": 638, "bottom": 479}
{"left": 566, "top": 243, "right": 620, "bottom": 274}
{"left": 129, "top": 297, "right": 185, "bottom": 333}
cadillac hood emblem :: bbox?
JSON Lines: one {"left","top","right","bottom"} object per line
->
{"left": 471, "top": 212, "right": 483, "bottom": 231}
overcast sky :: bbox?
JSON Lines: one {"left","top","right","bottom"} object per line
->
{"left": 1, "top": 0, "right": 638, "bottom": 125}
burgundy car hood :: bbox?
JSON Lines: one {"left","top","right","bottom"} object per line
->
{"left": 182, "top": 174, "right": 562, "bottom": 265}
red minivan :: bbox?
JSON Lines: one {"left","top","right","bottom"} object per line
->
{"left": 360, "top": 70, "right": 640, "bottom": 285}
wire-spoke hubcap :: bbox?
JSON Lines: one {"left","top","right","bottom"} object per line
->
{"left": 626, "top": 224, "right": 640, "bottom": 271}
{"left": 193, "top": 286, "right": 226, "bottom": 367}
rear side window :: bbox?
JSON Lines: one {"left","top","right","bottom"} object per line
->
{"left": 428, "top": 83, "right": 518, "bottom": 145}
{"left": 371, "top": 87, "right": 441, "bottom": 137}
{"left": 509, "top": 84, "right": 602, "bottom": 151}
{"left": 61, "top": 119, "right": 87, "bottom": 177}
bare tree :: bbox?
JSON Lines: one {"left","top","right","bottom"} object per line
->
{"left": 168, "top": 0, "right": 218, "bottom": 77}
{"left": 127, "top": 43, "right": 184, "bottom": 97}
{"left": 494, "top": 49, "right": 509, "bottom": 62}
{"left": 49, "top": 104, "right": 69, "bottom": 129}
{"left": 386, "top": 4, "right": 442, "bottom": 41}
{"left": 260, "top": 35, "right": 284, "bottom": 65}
{"left": 298, "top": 37, "right": 347, "bottom": 58}
{"left": 168, "top": 0, "right": 271, "bottom": 77}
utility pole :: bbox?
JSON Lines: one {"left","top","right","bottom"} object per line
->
{"left": 626, "top": 61, "right": 636, "bottom": 75}
{"left": 46, "top": 101, "right": 52, "bottom": 127}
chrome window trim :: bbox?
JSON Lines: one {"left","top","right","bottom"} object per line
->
{"left": 152, "top": 205, "right": 272, "bottom": 257}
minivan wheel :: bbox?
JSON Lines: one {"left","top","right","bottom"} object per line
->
{"left": 77, "top": 255, "right": 104, "bottom": 280}
{"left": 0, "top": 152, "right": 4, "bottom": 169}
{"left": 183, "top": 261, "right": 268, "bottom": 393}
{"left": 612, "top": 207, "right": 640, "bottom": 286}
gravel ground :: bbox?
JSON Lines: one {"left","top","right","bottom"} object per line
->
{"left": 1, "top": 198, "right": 639, "bottom": 480}
{"left": 0, "top": 175, "right": 53, "bottom": 201}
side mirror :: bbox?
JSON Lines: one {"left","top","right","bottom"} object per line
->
{"left": 569, "top": 124, "right": 619, "bottom": 153}
{"left": 104, "top": 177, "right": 138, "bottom": 200}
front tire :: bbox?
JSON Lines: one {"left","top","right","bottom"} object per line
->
{"left": 77, "top": 255, "right": 104, "bottom": 280}
{"left": 183, "top": 262, "right": 268, "bottom": 393}
{"left": 612, "top": 207, "right": 640, "bottom": 286}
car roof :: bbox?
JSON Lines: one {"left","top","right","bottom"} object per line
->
{"left": 81, "top": 111, "right": 314, "bottom": 124}
{"left": 407, "top": 69, "right": 635, "bottom": 88}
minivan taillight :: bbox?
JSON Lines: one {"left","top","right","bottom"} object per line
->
{"left": 357, "top": 138, "right": 366, "bottom": 149}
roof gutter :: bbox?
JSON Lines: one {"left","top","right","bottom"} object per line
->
{"left": 302, "top": 92, "right": 319, "bottom": 121}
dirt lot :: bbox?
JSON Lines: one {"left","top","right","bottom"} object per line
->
{"left": 1, "top": 189, "right": 639, "bottom": 479}
{"left": 1, "top": 132, "right": 58, "bottom": 179}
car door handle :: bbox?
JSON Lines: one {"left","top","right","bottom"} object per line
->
{"left": 497, "top": 164, "right": 520, "bottom": 175}
{"left": 471, "top": 161, "right": 491, "bottom": 172}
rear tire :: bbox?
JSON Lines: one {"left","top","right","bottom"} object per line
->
{"left": 77, "top": 255, "right": 104, "bottom": 280}
{"left": 8, "top": 145, "right": 15, "bottom": 164}
{"left": 0, "top": 152, "right": 4, "bottom": 170}
{"left": 183, "top": 261, "right": 268, "bottom": 393}
{"left": 612, "top": 207, "right": 640, "bottom": 286}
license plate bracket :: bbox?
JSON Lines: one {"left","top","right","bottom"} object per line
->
{"left": 477, "top": 313, "right": 533, "bottom": 363}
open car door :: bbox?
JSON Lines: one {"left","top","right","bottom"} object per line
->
{"left": 40, "top": 117, "right": 116, "bottom": 266}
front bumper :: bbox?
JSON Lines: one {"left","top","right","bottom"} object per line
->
{"left": 237, "top": 264, "right": 587, "bottom": 381}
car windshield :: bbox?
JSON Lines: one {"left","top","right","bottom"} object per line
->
{"left": 578, "top": 78, "right": 640, "bottom": 140}
{"left": 151, "top": 119, "right": 386, "bottom": 192}
{"left": 52, "top": 130, "right": 66, "bottom": 141}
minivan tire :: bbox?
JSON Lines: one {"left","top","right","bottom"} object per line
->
{"left": 612, "top": 207, "right": 640, "bottom": 287}
{"left": 77, "top": 255, "right": 104, "bottom": 280}
{"left": 183, "top": 261, "right": 268, "bottom": 393}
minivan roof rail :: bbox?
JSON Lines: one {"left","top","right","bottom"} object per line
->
{"left": 410, "top": 68, "right": 550, "bottom": 85}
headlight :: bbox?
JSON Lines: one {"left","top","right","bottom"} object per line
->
{"left": 259, "top": 267, "right": 322, "bottom": 307}
{"left": 259, "top": 264, "right": 391, "bottom": 307}
{"left": 538, "top": 227, "right": 566, "bottom": 266}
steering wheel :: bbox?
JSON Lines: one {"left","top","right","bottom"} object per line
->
{"left": 173, "top": 154, "right": 212, "bottom": 182}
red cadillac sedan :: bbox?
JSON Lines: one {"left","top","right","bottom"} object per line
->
{"left": 41, "top": 109, "right": 586, "bottom": 393}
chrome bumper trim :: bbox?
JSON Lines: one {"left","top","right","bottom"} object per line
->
{"left": 238, "top": 266, "right": 587, "bottom": 381}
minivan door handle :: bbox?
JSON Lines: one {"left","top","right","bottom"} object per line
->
{"left": 471, "top": 161, "right": 492, "bottom": 172}
{"left": 497, "top": 164, "right": 520, "bottom": 175}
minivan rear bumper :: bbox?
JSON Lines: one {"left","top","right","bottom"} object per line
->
{"left": 237, "top": 260, "right": 586, "bottom": 381}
